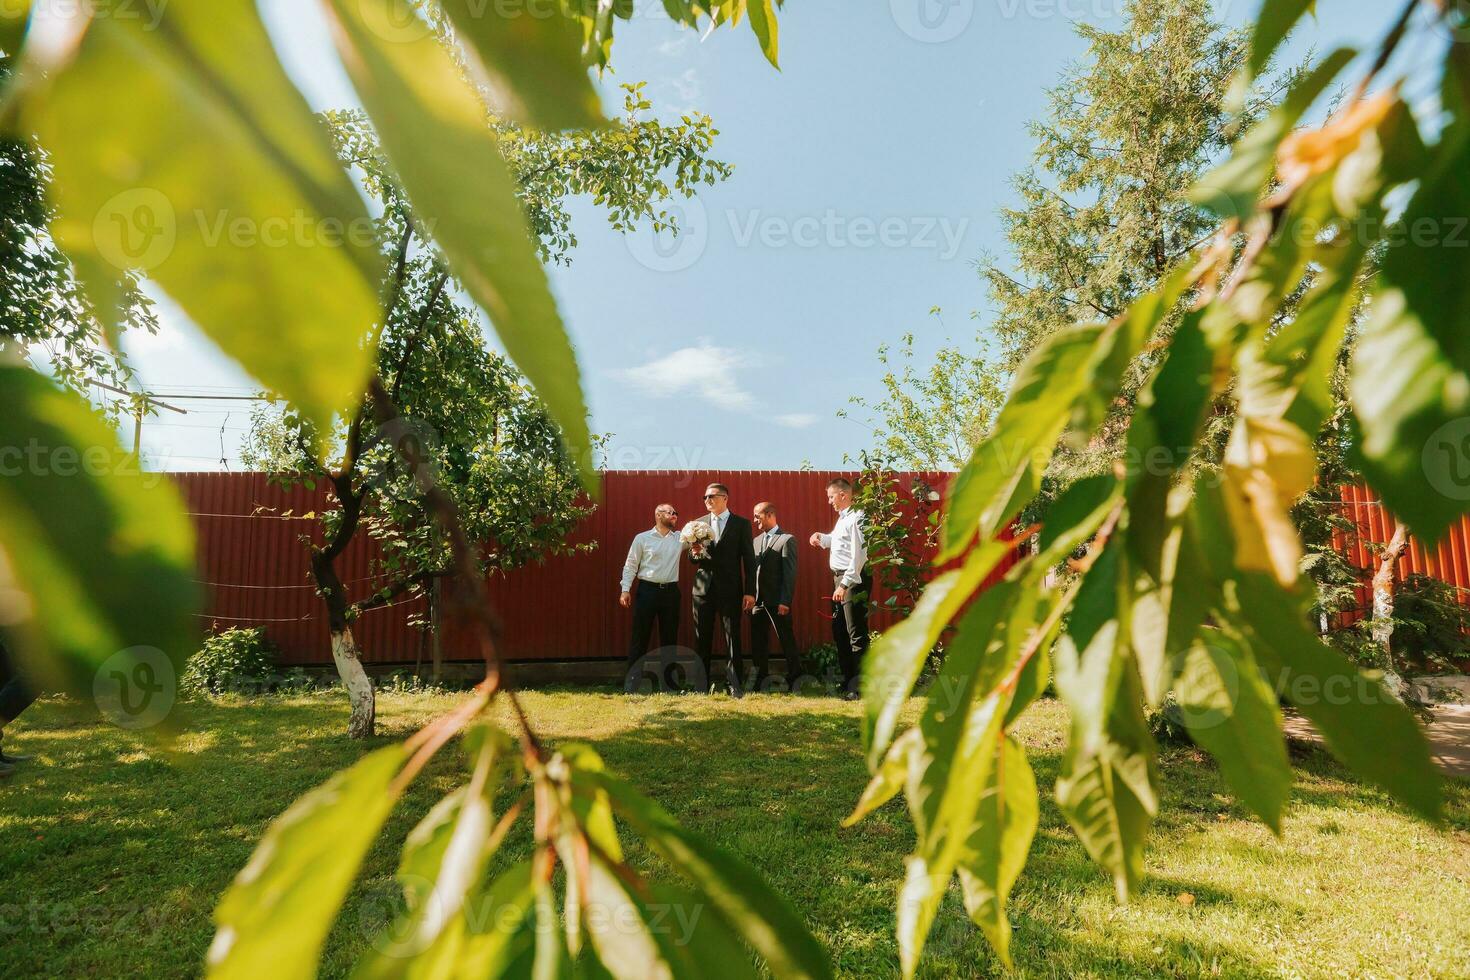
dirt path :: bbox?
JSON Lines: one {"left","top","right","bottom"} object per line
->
{"left": 1283, "top": 704, "right": 1470, "bottom": 778}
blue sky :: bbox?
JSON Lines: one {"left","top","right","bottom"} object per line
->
{"left": 119, "top": 0, "right": 1390, "bottom": 471}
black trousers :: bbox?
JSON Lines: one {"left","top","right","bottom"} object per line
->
{"left": 749, "top": 605, "right": 803, "bottom": 691}
{"left": 0, "top": 637, "right": 37, "bottom": 725}
{"left": 831, "top": 571, "right": 873, "bottom": 691}
{"left": 693, "top": 590, "right": 745, "bottom": 693}
{"left": 626, "top": 581, "right": 681, "bottom": 692}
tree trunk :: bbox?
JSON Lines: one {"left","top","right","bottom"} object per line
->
{"left": 331, "top": 627, "right": 376, "bottom": 739}
{"left": 1370, "top": 523, "right": 1410, "bottom": 698}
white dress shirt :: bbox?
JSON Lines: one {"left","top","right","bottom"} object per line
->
{"left": 818, "top": 507, "right": 868, "bottom": 589}
{"left": 620, "top": 527, "right": 682, "bottom": 592}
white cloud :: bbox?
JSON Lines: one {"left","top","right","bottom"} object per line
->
{"left": 773, "top": 413, "right": 819, "bottom": 429}
{"left": 617, "top": 344, "right": 756, "bottom": 412}
{"left": 657, "top": 35, "right": 691, "bottom": 57}
{"left": 666, "top": 67, "right": 701, "bottom": 113}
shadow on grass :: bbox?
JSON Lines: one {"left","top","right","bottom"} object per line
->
{"left": 3, "top": 692, "right": 1466, "bottom": 978}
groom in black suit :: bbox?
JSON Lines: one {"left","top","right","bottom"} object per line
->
{"left": 689, "top": 482, "right": 756, "bottom": 695}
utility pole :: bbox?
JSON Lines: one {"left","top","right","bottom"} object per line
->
{"left": 91, "top": 380, "right": 188, "bottom": 457}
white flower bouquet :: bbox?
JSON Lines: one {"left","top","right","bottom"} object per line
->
{"left": 680, "top": 519, "right": 715, "bottom": 558}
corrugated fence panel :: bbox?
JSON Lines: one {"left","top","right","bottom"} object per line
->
{"left": 171, "top": 469, "right": 1010, "bottom": 667}
{"left": 1331, "top": 483, "right": 1470, "bottom": 628}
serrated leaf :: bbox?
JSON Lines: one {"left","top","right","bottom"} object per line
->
{"left": 578, "top": 769, "right": 831, "bottom": 980}
{"left": 956, "top": 736, "right": 1037, "bottom": 971}
{"left": 208, "top": 745, "right": 407, "bottom": 980}
{"left": 746, "top": 0, "right": 778, "bottom": 68}
{"left": 1052, "top": 545, "right": 1158, "bottom": 901}
{"left": 436, "top": 0, "right": 602, "bottom": 130}
{"left": 322, "top": 0, "right": 595, "bottom": 487}
{"left": 1190, "top": 48, "right": 1355, "bottom": 221}
{"left": 11, "top": 1, "right": 383, "bottom": 435}
{"left": 0, "top": 367, "right": 199, "bottom": 703}
{"left": 1236, "top": 574, "right": 1442, "bottom": 821}
{"left": 1174, "top": 632, "right": 1291, "bottom": 832}
{"left": 862, "top": 536, "right": 1014, "bottom": 768}
{"left": 1351, "top": 122, "right": 1470, "bottom": 541}
{"left": 1228, "top": 0, "right": 1316, "bottom": 108}
{"left": 941, "top": 323, "right": 1105, "bottom": 559}
{"left": 844, "top": 727, "right": 919, "bottom": 827}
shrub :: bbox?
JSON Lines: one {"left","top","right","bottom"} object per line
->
{"left": 181, "top": 627, "right": 280, "bottom": 695}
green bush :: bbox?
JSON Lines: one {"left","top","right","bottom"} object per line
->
{"left": 181, "top": 627, "right": 280, "bottom": 696}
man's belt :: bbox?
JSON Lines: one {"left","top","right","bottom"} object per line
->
{"left": 638, "top": 578, "right": 679, "bottom": 589}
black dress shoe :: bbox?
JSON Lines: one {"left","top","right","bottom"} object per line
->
{"left": 0, "top": 750, "right": 31, "bottom": 764}
{"left": 0, "top": 760, "right": 14, "bottom": 779}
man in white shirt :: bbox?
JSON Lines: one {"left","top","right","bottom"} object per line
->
{"left": 810, "top": 477, "right": 872, "bottom": 698}
{"left": 619, "top": 503, "right": 683, "bottom": 692}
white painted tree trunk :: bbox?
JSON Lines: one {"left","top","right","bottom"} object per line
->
{"left": 331, "top": 628, "right": 376, "bottom": 739}
{"left": 1370, "top": 523, "right": 1410, "bottom": 700}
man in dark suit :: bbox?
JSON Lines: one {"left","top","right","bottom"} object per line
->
{"left": 689, "top": 482, "right": 756, "bottom": 695}
{"left": 0, "top": 635, "right": 36, "bottom": 779}
{"left": 750, "top": 502, "right": 805, "bottom": 693}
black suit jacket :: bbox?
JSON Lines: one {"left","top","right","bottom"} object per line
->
{"left": 753, "top": 528, "right": 797, "bottom": 609}
{"left": 690, "top": 512, "right": 756, "bottom": 603}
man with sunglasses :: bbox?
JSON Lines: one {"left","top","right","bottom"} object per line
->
{"left": 689, "top": 483, "right": 756, "bottom": 696}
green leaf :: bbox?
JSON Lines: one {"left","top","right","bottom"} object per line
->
{"left": 1190, "top": 48, "right": 1356, "bottom": 221}
{"left": 1228, "top": 0, "right": 1315, "bottom": 107}
{"left": 746, "top": 0, "right": 779, "bottom": 68}
{"left": 1052, "top": 546, "right": 1158, "bottom": 901}
{"left": 645, "top": 882, "right": 761, "bottom": 980}
{"left": 956, "top": 736, "right": 1038, "bottom": 971}
{"left": 1235, "top": 575, "right": 1442, "bottom": 821}
{"left": 844, "top": 727, "right": 919, "bottom": 827}
{"left": 1351, "top": 130, "right": 1470, "bottom": 541}
{"left": 208, "top": 744, "right": 407, "bottom": 979}
{"left": 0, "top": 367, "right": 200, "bottom": 702}
{"left": 862, "top": 536, "right": 1015, "bottom": 768}
{"left": 11, "top": 1, "right": 383, "bottom": 435}
{"left": 941, "top": 323, "right": 1105, "bottom": 559}
{"left": 0, "top": 2, "right": 27, "bottom": 54}
{"left": 1173, "top": 632, "right": 1291, "bottom": 832}
{"left": 436, "top": 0, "right": 603, "bottom": 130}
{"left": 579, "top": 769, "right": 832, "bottom": 980}
{"left": 322, "top": 0, "right": 595, "bottom": 486}
{"left": 458, "top": 863, "right": 537, "bottom": 978}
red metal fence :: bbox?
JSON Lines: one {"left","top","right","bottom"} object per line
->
{"left": 1333, "top": 484, "right": 1470, "bottom": 626}
{"left": 176, "top": 470, "right": 1011, "bottom": 667}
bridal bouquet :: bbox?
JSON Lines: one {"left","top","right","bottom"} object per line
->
{"left": 680, "top": 519, "right": 715, "bottom": 558}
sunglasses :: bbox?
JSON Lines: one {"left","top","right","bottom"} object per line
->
{"left": 703, "top": 493, "right": 726, "bottom": 500}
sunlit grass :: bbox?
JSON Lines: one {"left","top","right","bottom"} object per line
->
{"left": 1, "top": 689, "right": 1466, "bottom": 977}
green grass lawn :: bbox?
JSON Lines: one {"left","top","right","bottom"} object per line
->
{"left": 2, "top": 688, "right": 1468, "bottom": 978}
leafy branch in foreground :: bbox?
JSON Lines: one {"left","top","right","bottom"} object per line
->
{"left": 206, "top": 378, "right": 831, "bottom": 980}
{"left": 850, "top": 1, "right": 1456, "bottom": 972}
{"left": 0, "top": 0, "right": 773, "bottom": 730}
